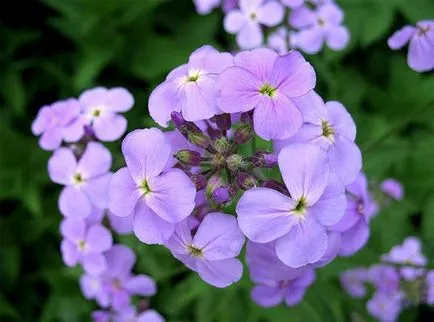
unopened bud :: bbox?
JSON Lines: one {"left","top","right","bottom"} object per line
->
{"left": 227, "top": 154, "right": 246, "bottom": 173}
{"left": 211, "top": 185, "right": 236, "bottom": 204}
{"left": 234, "top": 123, "right": 253, "bottom": 144}
{"left": 188, "top": 132, "right": 211, "bottom": 148}
{"left": 253, "top": 151, "right": 277, "bottom": 168}
{"left": 206, "top": 174, "right": 224, "bottom": 198}
{"left": 214, "top": 113, "right": 232, "bottom": 132}
{"left": 215, "top": 137, "right": 232, "bottom": 154}
{"left": 171, "top": 111, "right": 187, "bottom": 129}
{"left": 263, "top": 180, "right": 288, "bottom": 195}
{"left": 240, "top": 112, "right": 253, "bottom": 125}
{"left": 190, "top": 173, "right": 206, "bottom": 190}
{"left": 174, "top": 150, "right": 202, "bottom": 166}
{"left": 236, "top": 172, "right": 257, "bottom": 190}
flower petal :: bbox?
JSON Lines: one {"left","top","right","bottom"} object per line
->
{"left": 326, "top": 101, "right": 356, "bottom": 141}
{"left": 48, "top": 148, "right": 77, "bottom": 185}
{"left": 234, "top": 48, "right": 277, "bottom": 82}
{"left": 296, "top": 28, "right": 324, "bottom": 54}
{"left": 106, "top": 87, "right": 134, "bottom": 112}
{"left": 223, "top": 10, "right": 246, "bottom": 33}
{"left": 257, "top": 1, "right": 284, "bottom": 27}
{"left": 39, "top": 128, "right": 62, "bottom": 150}
{"left": 61, "top": 240, "right": 79, "bottom": 267}
{"left": 236, "top": 187, "right": 297, "bottom": 243}
{"left": 328, "top": 135, "right": 362, "bottom": 185}
{"left": 148, "top": 81, "right": 181, "bottom": 127}
{"left": 82, "top": 173, "right": 111, "bottom": 209}
{"left": 77, "top": 142, "right": 112, "bottom": 179}
{"left": 326, "top": 26, "right": 350, "bottom": 51}
{"left": 122, "top": 128, "right": 171, "bottom": 183}
{"left": 60, "top": 218, "right": 86, "bottom": 241}
{"left": 86, "top": 224, "right": 113, "bottom": 252}
{"left": 408, "top": 32, "right": 434, "bottom": 72}
{"left": 251, "top": 285, "right": 283, "bottom": 307}
{"left": 59, "top": 186, "right": 92, "bottom": 218}
{"left": 197, "top": 258, "right": 243, "bottom": 288}
{"left": 339, "top": 220, "right": 369, "bottom": 256}
{"left": 82, "top": 252, "right": 107, "bottom": 275}
{"left": 124, "top": 275, "right": 156, "bottom": 296}
{"left": 276, "top": 216, "right": 328, "bottom": 267}
{"left": 109, "top": 167, "right": 141, "bottom": 218}
{"left": 237, "top": 22, "right": 264, "bottom": 49}
{"left": 104, "top": 245, "right": 136, "bottom": 278}
{"left": 388, "top": 26, "right": 416, "bottom": 50}
{"left": 93, "top": 114, "right": 127, "bottom": 142}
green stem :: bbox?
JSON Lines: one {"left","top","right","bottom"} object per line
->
{"left": 363, "top": 100, "right": 434, "bottom": 153}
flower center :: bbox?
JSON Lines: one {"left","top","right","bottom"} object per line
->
{"left": 317, "top": 17, "right": 326, "bottom": 27}
{"left": 139, "top": 180, "right": 151, "bottom": 195}
{"left": 292, "top": 197, "right": 308, "bottom": 216}
{"left": 187, "top": 244, "right": 204, "bottom": 258}
{"left": 92, "top": 109, "right": 101, "bottom": 117}
{"left": 259, "top": 83, "right": 277, "bottom": 97}
{"left": 321, "top": 121, "right": 335, "bottom": 140}
{"left": 73, "top": 172, "right": 84, "bottom": 185}
{"left": 418, "top": 25, "right": 430, "bottom": 36}
{"left": 77, "top": 240, "right": 87, "bottom": 251}
{"left": 249, "top": 12, "right": 257, "bottom": 21}
{"left": 357, "top": 202, "right": 364, "bottom": 215}
{"left": 112, "top": 278, "right": 122, "bottom": 290}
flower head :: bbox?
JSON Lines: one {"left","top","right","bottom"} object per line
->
{"left": 60, "top": 218, "right": 112, "bottom": 275}
{"left": 388, "top": 20, "right": 434, "bottom": 72}
{"left": 78, "top": 87, "right": 134, "bottom": 141}
{"left": 165, "top": 213, "right": 245, "bottom": 287}
{"left": 340, "top": 268, "right": 368, "bottom": 298}
{"left": 224, "top": 0, "right": 285, "bottom": 49}
{"left": 218, "top": 48, "right": 315, "bottom": 140}
{"left": 48, "top": 142, "right": 112, "bottom": 218}
{"left": 367, "top": 291, "right": 403, "bottom": 322}
{"left": 31, "top": 98, "right": 85, "bottom": 150}
{"left": 237, "top": 143, "right": 346, "bottom": 267}
{"left": 149, "top": 46, "right": 233, "bottom": 126}
{"left": 381, "top": 178, "right": 404, "bottom": 201}
{"left": 108, "top": 128, "right": 196, "bottom": 244}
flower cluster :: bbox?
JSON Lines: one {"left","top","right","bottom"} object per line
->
{"left": 341, "top": 237, "right": 433, "bottom": 322}
{"left": 32, "top": 87, "right": 164, "bottom": 322}
{"left": 33, "top": 45, "right": 409, "bottom": 316}
{"left": 388, "top": 20, "right": 434, "bottom": 73}
{"left": 193, "top": 0, "right": 350, "bottom": 54}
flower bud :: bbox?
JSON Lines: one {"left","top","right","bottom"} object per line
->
{"left": 188, "top": 132, "right": 211, "bottom": 148}
{"left": 214, "top": 113, "right": 232, "bottom": 132}
{"left": 190, "top": 173, "right": 206, "bottom": 190}
{"left": 233, "top": 123, "right": 252, "bottom": 144}
{"left": 240, "top": 112, "right": 253, "bottom": 125}
{"left": 171, "top": 111, "right": 187, "bottom": 129}
{"left": 263, "top": 180, "right": 288, "bottom": 195}
{"left": 206, "top": 174, "right": 224, "bottom": 199}
{"left": 227, "top": 154, "right": 246, "bottom": 173}
{"left": 236, "top": 172, "right": 257, "bottom": 190}
{"left": 215, "top": 137, "right": 232, "bottom": 154}
{"left": 174, "top": 150, "right": 202, "bottom": 166}
{"left": 211, "top": 185, "right": 236, "bottom": 204}
{"left": 253, "top": 151, "right": 277, "bottom": 168}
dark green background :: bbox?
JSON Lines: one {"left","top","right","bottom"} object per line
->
{"left": 1, "top": 0, "right": 434, "bottom": 321}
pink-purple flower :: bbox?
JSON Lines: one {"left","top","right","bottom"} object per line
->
{"left": 148, "top": 46, "right": 233, "bottom": 126}
{"left": 108, "top": 128, "right": 196, "bottom": 244}
{"left": 289, "top": 3, "right": 350, "bottom": 54}
{"left": 48, "top": 142, "right": 112, "bottom": 218}
{"left": 165, "top": 213, "right": 245, "bottom": 287}
{"left": 31, "top": 98, "right": 85, "bottom": 150}
{"left": 218, "top": 48, "right": 315, "bottom": 140}
{"left": 224, "top": 0, "right": 284, "bottom": 49}
{"left": 78, "top": 87, "right": 134, "bottom": 142}
{"left": 60, "top": 218, "right": 112, "bottom": 275}
{"left": 237, "top": 143, "right": 346, "bottom": 267}
{"left": 340, "top": 268, "right": 368, "bottom": 298}
{"left": 388, "top": 20, "right": 434, "bottom": 72}
{"left": 381, "top": 178, "right": 404, "bottom": 201}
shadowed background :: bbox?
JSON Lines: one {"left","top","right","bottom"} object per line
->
{"left": 0, "top": 0, "right": 434, "bottom": 321}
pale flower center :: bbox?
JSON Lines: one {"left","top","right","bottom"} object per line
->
{"left": 187, "top": 244, "right": 204, "bottom": 258}
{"left": 249, "top": 11, "right": 257, "bottom": 22}
{"left": 259, "top": 83, "right": 277, "bottom": 98}
{"left": 321, "top": 121, "right": 335, "bottom": 141}
{"left": 139, "top": 180, "right": 151, "bottom": 195}
{"left": 291, "top": 197, "right": 308, "bottom": 217}
{"left": 72, "top": 172, "right": 84, "bottom": 186}
{"left": 77, "top": 240, "right": 87, "bottom": 251}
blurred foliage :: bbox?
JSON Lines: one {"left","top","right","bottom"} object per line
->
{"left": 0, "top": 0, "right": 434, "bottom": 321}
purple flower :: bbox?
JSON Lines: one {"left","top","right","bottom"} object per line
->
{"left": 113, "top": 307, "right": 165, "bottom": 322}
{"left": 237, "top": 143, "right": 346, "bottom": 267}
{"left": 289, "top": 3, "right": 350, "bottom": 54}
{"left": 426, "top": 271, "right": 434, "bottom": 305}
{"left": 48, "top": 142, "right": 112, "bottom": 218}
{"left": 165, "top": 212, "right": 245, "bottom": 288}
{"left": 367, "top": 292, "right": 403, "bottom": 322}
{"left": 78, "top": 87, "right": 134, "bottom": 141}
{"left": 85, "top": 206, "right": 105, "bottom": 225}
{"left": 60, "top": 218, "right": 112, "bottom": 275}
{"left": 281, "top": 0, "right": 304, "bottom": 9}
{"left": 31, "top": 98, "right": 85, "bottom": 150}
{"left": 368, "top": 265, "right": 400, "bottom": 295}
{"left": 224, "top": 0, "right": 284, "bottom": 49}
{"left": 267, "top": 27, "right": 290, "bottom": 54}
{"left": 274, "top": 91, "right": 362, "bottom": 185}
{"left": 149, "top": 46, "right": 233, "bottom": 126}
{"left": 388, "top": 20, "right": 434, "bottom": 72}
{"left": 247, "top": 242, "right": 315, "bottom": 307}
{"left": 81, "top": 245, "right": 157, "bottom": 310}
{"left": 218, "top": 48, "right": 315, "bottom": 140}
{"left": 382, "top": 237, "right": 427, "bottom": 281}
{"left": 108, "top": 128, "right": 196, "bottom": 244}
{"left": 108, "top": 211, "right": 134, "bottom": 235}
{"left": 193, "top": 0, "right": 221, "bottom": 14}
{"left": 381, "top": 178, "right": 404, "bottom": 201}
{"left": 92, "top": 311, "right": 111, "bottom": 322}
{"left": 330, "top": 172, "right": 378, "bottom": 256}
{"left": 340, "top": 268, "right": 368, "bottom": 298}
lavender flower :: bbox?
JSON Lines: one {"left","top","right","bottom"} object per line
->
{"left": 60, "top": 218, "right": 112, "bottom": 275}
{"left": 247, "top": 242, "right": 315, "bottom": 307}
{"left": 193, "top": 0, "right": 221, "bottom": 14}
{"left": 81, "top": 245, "right": 156, "bottom": 310}
{"left": 218, "top": 48, "right": 315, "bottom": 140}
{"left": 108, "top": 211, "right": 134, "bottom": 235}
{"left": 289, "top": 3, "right": 350, "bottom": 54}
{"left": 109, "top": 128, "right": 196, "bottom": 244}
{"left": 367, "top": 292, "right": 403, "bottom": 322}
{"left": 388, "top": 20, "right": 434, "bottom": 72}
{"left": 224, "top": 0, "right": 284, "bottom": 49}
{"left": 382, "top": 237, "right": 427, "bottom": 281}
{"left": 267, "top": 27, "right": 290, "bottom": 54}
{"left": 149, "top": 46, "right": 233, "bottom": 126}
{"left": 426, "top": 271, "right": 434, "bottom": 305}
{"left": 330, "top": 172, "right": 378, "bottom": 256}
{"left": 380, "top": 178, "right": 404, "bottom": 201}
{"left": 274, "top": 91, "right": 362, "bottom": 185}
{"left": 78, "top": 87, "right": 134, "bottom": 142}
{"left": 368, "top": 265, "right": 400, "bottom": 295}
{"left": 48, "top": 142, "right": 112, "bottom": 218}
{"left": 340, "top": 268, "right": 368, "bottom": 298}
{"left": 92, "top": 311, "right": 111, "bottom": 322}
{"left": 237, "top": 143, "right": 346, "bottom": 267}
{"left": 113, "top": 306, "right": 165, "bottom": 322}
{"left": 31, "top": 98, "right": 85, "bottom": 150}
{"left": 165, "top": 213, "right": 245, "bottom": 287}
